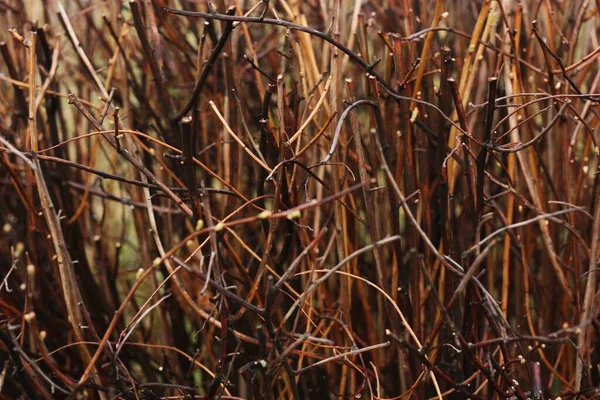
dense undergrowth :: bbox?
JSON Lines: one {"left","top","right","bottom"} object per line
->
{"left": 1, "top": 0, "right": 600, "bottom": 399}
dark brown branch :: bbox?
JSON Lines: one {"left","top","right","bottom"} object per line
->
{"left": 170, "top": 6, "right": 237, "bottom": 123}
{"left": 532, "top": 20, "right": 600, "bottom": 103}
{"left": 484, "top": 101, "right": 570, "bottom": 153}
{"left": 67, "top": 93, "right": 194, "bottom": 218}
{"left": 163, "top": 6, "right": 467, "bottom": 134}
{"left": 475, "top": 77, "right": 498, "bottom": 217}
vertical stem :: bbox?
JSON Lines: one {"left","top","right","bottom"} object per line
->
{"left": 575, "top": 185, "right": 600, "bottom": 390}
{"left": 409, "top": 0, "right": 445, "bottom": 111}
{"left": 448, "top": 77, "right": 477, "bottom": 215}
{"left": 476, "top": 77, "right": 498, "bottom": 218}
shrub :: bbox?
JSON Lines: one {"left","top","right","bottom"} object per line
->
{"left": 1, "top": 1, "right": 599, "bottom": 399}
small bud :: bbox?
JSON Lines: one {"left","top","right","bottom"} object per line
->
{"left": 24, "top": 312, "right": 36, "bottom": 322}
{"left": 136, "top": 268, "right": 145, "bottom": 279}
{"left": 39, "top": 330, "right": 47, "bottom": 340}
{"left": 152, "top": 257, "right": 162, "bottom": 267}
{"left": 195, "top": 219, "right": 204, "bottom": 230}
{"left": 258, "top": 210, "right": 272, "bottom": 219}
{"left": 15, "top": 242, "right": 25, "bottom": 258}
{"left": 27, "top": 264, "right": 35, "bottom": 276}
{"left": 214, "top": 222, "right": 225, "bottom": 232}
{"left": 410, "top": 108, "right": 419, "bottom": 123}
{"left": 287, "top": 210, "right": 301, "bottom": 220}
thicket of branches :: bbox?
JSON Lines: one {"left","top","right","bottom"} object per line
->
{"left": 1, "top": 0, "right": 599, "bottom": 399}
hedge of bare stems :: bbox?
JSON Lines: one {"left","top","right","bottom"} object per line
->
{"left": 1, "top": 0, "right": 599, "bottom": 399}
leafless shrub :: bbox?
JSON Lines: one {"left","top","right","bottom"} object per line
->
{"left": 1, "top": 1, "right": 599, "bottom": 399}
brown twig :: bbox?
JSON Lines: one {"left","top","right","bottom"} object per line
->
{"left": 67, "top": 93, "right": 193, "bottom": 218}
